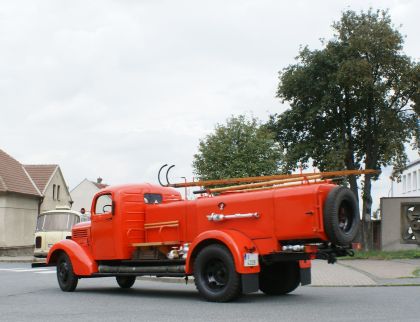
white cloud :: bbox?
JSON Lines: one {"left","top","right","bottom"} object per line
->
{"left": 0, "top": 0, "right": 418, "bottom": 207}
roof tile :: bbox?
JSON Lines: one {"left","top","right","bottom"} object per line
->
{"left": 23, "top": 164, "right": 58, "bottom": 193}
{"left": 0, "top": 149, "right": 41, "bottom": 196}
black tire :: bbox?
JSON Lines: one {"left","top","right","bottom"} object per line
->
{"left": 193, "top": 244, "right": 242, "bottom": 302}
{"left": 56, "top": 253, "right": 78, "bottom": 292}
{"left": 116, "top": 276, "right": 136, "bottom": 289}
{"left": 259, "top": 261, "right": 300, "bottom": 295}
{"left": 323, "top": 186, "right": 360, "bottom": 246}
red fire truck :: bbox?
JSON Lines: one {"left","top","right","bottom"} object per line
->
{"left": 44, "top": 172, "right": 363, "bottom": 302}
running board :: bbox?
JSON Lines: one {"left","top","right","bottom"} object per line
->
{"left": 98, "top": 264, "right": 185, "bottom": 274}
{"left": 91, "top": 272, "right": 186, "bottom": 278}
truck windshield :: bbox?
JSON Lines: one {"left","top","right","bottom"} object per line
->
{"left": 36, "top": 213, "right": 80, "bottom": 232}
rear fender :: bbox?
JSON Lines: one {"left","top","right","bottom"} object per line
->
{"left": 186, "top": 230, "right": 260, "bottom": 274}
{"left": 46, "top": 239, "right": 98, "bottom": 276}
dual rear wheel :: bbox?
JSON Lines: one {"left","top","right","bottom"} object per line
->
{"left": 193, "top": 244, "right": 300, "bottom": 302}
{"left": 259, "top": 261, "right": 300, "bottom": 295}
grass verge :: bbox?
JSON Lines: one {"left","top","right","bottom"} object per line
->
{"left": 341, "top": 249, "right": 420, "bottom": 260}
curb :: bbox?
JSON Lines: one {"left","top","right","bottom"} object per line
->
{"left": 0, "top": 257, "right": 44, "bottom": 263}
{"left": 136, "top": 275, "right": 420, "bottom": 287}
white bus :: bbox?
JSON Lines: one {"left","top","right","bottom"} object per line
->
{"left": 34, "top": 206, "right": 89, "bottom": 257}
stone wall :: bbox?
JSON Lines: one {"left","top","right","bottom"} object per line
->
{"left": 380, "top": 197, "right": 420, "bottom": 251}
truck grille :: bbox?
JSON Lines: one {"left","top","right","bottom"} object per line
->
{"left": 72, "top": 228, "right": 89, "bottom": 245}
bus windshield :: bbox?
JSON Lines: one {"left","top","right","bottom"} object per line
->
{"left": 36, "top": 213, "right": 80, "bottom": 232}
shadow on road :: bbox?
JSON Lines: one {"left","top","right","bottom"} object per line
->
{"left": 68, "top": 284, "right": 306, "bottom": 304}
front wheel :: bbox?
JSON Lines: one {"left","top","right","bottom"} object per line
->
{"left": 56, "top": 253, "right": 78, "bottom": 292}
{"left": 116, "top": 276, "right": 136, "bottom": 288}
{"left": 193, "top": 244, "right": 242, "bottom": 302}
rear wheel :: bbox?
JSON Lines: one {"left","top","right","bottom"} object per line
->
{"left": 116, "top": 276, "right": 136, "bottom": 288}
{"left": 56, "top": 253, "right": 78, "bottom": 292}
{"left": 259, "top": 261, "right": 300, "bottom": 295}
{"left": 194, "top": 244, "right": 242, "bottom": 302}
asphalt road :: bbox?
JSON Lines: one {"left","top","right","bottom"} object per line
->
{"left": 0, "top": 262, "right": 419, "bottom": 322}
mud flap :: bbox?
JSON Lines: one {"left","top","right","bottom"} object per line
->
{"left": 300, "top": 267, "right": 311, "bottom": 286}
{"left": 242, "top": 273, "right": 259, "bottom": 293}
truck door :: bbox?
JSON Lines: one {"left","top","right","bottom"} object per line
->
{"left": 91, "top": 193, "right": 116, "bottom": 259}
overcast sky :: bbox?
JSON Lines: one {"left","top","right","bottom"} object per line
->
{"left": 1, "top": 0, "right": 419, "bottom": 208}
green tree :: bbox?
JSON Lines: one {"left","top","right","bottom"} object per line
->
{"left": 193, "top": 115, "right": 282, "bottom": 181}
{"left": 267, "top": 9, "right": 420, "bottom": 249}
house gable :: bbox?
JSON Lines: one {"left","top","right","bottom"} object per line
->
{"left": 38, "top": 166, "right": 72, "bottom": 212}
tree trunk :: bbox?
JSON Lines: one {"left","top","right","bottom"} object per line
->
{"left": 348, "top": 175, "right": 358, "bottom": 203}
{"left": 361, "top": 173, "right": 373, "bottom": 250}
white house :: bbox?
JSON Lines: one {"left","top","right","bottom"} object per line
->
{"left": 380, "top": 158, "right": 420, "bottom": 251}
{"left": 395, "top": 159, "right": 420, "bottom": 197}
{"left": 70, "top": 178, "right": 108, "bottom": 214}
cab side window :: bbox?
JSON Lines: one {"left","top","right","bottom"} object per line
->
{"left": 95, "top": 194, "right": 113, "bottom": 214}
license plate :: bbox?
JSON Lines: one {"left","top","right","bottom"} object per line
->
{"left": 244, "top": 253, "right": 259, "bottom": 267}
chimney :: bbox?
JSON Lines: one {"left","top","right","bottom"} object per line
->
{"left": 97, "top": 177, "right": 103, "bottom": 184}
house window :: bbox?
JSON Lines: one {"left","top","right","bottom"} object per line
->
{"left": 407, "top": 173, "right": 412, "bottom": 192}
{"left": 53, "top": 184, "right": 56, "bottom": 200}
{"left": 417, "top": 170, "right": 420, "bottom": 190}
{"left": 414, "top": 171, "right": 418, "bottom": 191}
{"left": 57, "top": 185, "right": 61, "bottom": 201}
{"left": 402, "top": 175, "right": 407, "bottom": 193}
{"left": 403, "top": 175, "right": 407, "bottom": 193}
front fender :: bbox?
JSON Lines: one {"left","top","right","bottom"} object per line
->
{"left": 46, "top": 240, "right": 98, "bottom": 276}
{"left": 186, "top": 230, "right": 260, "bottom": 275}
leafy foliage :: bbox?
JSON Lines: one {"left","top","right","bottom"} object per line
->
{"left": 193, "top": 115, "right": 282, "bottom": 181}
{"left": 269, "top": 9, "right": 419, "bottom": 178}
{"left": 267, "top": 9, "right": 420, "bottom": 249}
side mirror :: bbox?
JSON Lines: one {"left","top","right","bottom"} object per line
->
{"left": 102, "top": 204, "right": 113, "bottom": 213}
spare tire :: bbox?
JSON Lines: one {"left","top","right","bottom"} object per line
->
{"left": 323, "top": 186, "right": 360, "bottom": 246}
